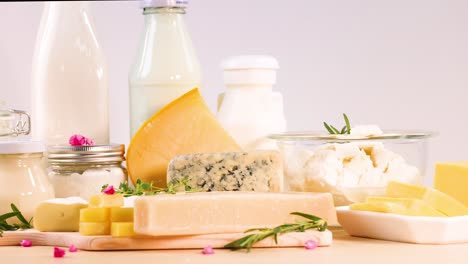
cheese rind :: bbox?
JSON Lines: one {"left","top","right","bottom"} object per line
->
{"left": 34, "top": 197, "right": 88, "bottom": 232}
{"left": 386, "top": 181, "right": 468, "bottom": 216}
{"left": 134, "top": 192, "right": 337, "bottom": 236}
{"left": 435, "top": 161, "right": 468, "bottom": 207}
{"left": 167, "top": 151, "right": 283, "bottom": 192}
{"left": 127, "top": 88, "right": 241, "bottom": 187}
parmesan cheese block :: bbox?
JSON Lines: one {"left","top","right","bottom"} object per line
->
{"left": 127, "top": 88, "right": 241, "bottom": 187}
{"left": 134, "top": 192, "right": 337, "bottom": 236}
{"left": 34, "top": 197, "right": 88, "bottom": 232}
{"left": 167, "top": 151, "right": 283, "bottom": 192}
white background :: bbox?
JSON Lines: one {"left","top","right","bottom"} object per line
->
{"left": 1, "top": 0, "right": 468, "bottom": 184}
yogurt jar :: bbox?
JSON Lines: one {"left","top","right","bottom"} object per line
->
{"left": 0, "top": 141, "right": 54, "bottom": 221}
{"left": 47, "top": 144, "right": 127, "bottom": 200}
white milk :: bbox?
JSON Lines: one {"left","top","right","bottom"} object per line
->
{"left": 31, "top": 2, "right": 109, "bottom": 145}
{"left": 129, "top": 2, "right": 202, "bottom": 136}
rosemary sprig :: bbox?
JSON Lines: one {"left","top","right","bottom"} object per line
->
{"left": 0, "top": 204, "right": 34, "bottom": 237}
{"left": 323, "top": 113, "right": 351, "bottom": 135}
{"left": 101, "top": 177, "right": 196, "bottom": 197}
{"left": 224, "top": 212, "right": 327, "bottom": 252}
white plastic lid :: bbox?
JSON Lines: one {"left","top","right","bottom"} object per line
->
{"left": 221, "top": 55, "right": 279, "bottom": 70}
{"left": 0, "top": 141, "right": 45, "bottom": 154}
{"left": 140, "top": 0, "right": 188, "bottom": 9}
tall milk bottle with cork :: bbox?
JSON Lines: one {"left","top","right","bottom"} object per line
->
{"left": 129, "top": 0, "right": 202, "bottom": 137}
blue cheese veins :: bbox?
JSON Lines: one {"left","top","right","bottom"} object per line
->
{"left": 167, "top": 151, "right": 284, "bottom": 192}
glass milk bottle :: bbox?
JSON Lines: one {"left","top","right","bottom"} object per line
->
{"left": 31, "top": 2, "right": 109, "bottom": 145}
{"left": 129, "top": 0, "right": 202, "bottom": 136}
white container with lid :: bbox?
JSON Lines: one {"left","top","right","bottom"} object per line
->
{"left": 129, "top": 0, "right": 202, "bottom": 137}
{"left": 0, "top": 141, "right": 54, "bottom": 221}
{"left": 217, "top": 55, "right": 287, "bottom": 150}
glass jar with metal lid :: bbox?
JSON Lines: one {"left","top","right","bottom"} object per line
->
{"left": 47, "top": 144, "right": 127, "bottom": 200}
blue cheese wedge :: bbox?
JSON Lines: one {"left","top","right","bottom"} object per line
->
{"left": 167, "top": 151, "right": 283, "bottom": 192}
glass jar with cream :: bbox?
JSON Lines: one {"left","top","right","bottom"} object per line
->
{"left": 47, "top": 144, "right": 127, "bottom": 200}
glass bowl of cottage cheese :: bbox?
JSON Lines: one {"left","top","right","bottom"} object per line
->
{"left": 269, "top": 125, "right": 433, "bottom": 206}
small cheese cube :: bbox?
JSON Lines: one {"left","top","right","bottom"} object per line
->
{"left": 79, "top": 222, "right": 110, "bottom": 236}
{"left": 34, "top": 197, "right": 88, "bottom": 232}
{"left": 110, "top": 207, "right": 134, "bottom": 222}
{"left": 435, "top": 161, "right": 468, "bottom": 207}
{"left": 89, "top": 194, "right": 124, "bottom": 208}
{"left": 167, "top": 151, "right": 283, "bottom": 192}
{"left": 386, "top": 181, "right": 468, "bottom": 216}
{"left": 80, "top": 208, "right": 110, "bottom": 222}
{"left": 359, "top": 197, "right": 446, "bottom": 217}
{"left": 111, "top": 222, "right": 136, "bottom": 237}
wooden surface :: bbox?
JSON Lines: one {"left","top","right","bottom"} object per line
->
{"left": 1, "top": 229, "right": 467, "bottom": 264}
{"left": 0, "top": 229, "right": 332, "bottom": 250}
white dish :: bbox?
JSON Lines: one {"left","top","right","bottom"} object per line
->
{"left": 336, "top": 206, "right": 468, "bottom": 244}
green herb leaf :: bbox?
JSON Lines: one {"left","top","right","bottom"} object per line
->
{"left": 330, "top": 125, "right": 341, "bottom": 134}
{"left": 323, "top": 122, "right": 335, "bottom": 134}
{"left": 0, "top": 204, "right": 34, "bottom": 237}
{"left": 323, "top": 114, "right": 352, "bottom": 135}
{"left": 343, "top": 113, "right": 351, "bottom": 134}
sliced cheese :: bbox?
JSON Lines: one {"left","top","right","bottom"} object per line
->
{"left": 79, "top": 222, "right": 110, "bottom": 236}
{"left": 110, "top": 207, "right": 134, "bottom": 222}
{"left": 353, "top": 197, "right": 446, "bottom": 217}
{"left": 80, "top": 207, "right": 110, "bottom": 222}
{"left": 89, "top": 194, "right": 124, "bottom": 208}
{"left": 134, "top": 192, "right": 337, "bottom": 236}
{"left": 34, "top": 197, "right": 88, "bottom": 232}
{"left": 127, "top": 88, "right": 241, "bottom": 187}
{"left": 435, "top": 161, "right": 468, "bottom": 207}
{"left": 111, "top": 222, "right": 136, "bottom": 237}
{"left": 386, "top": 181, "right": 468, "bottom": 216}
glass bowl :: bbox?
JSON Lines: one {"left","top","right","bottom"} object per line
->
{"left": 269, "top": 131, "right": 434, "bottom": 206}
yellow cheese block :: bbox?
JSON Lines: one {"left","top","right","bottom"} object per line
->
{"left": 110, "top": 207, "right": 134, "bottom": 222}
{"left": 111, "top": 222, "right": 136, "bottom": 237}
{"left": 89, "top": 194, "right": 124, "bottom": 208}
{"left": 357, "top": 197, "right": 446, "bottom": 217}
{"left": 34, "top": 198, "right": 88, "bottom": 232}
{"left": 80, "top": 208, "right": 110, "bottom": 222}
{"left": 386, "top": 181, "right": 468, "bottom": 216}
{"left": 435, "top": 161, "right": 468, "bottom": 207}
{"left": 79, "top": 222, "right": 110, "bottom": 236}
{"left": 127, "top": 88, "right": 241, "bottom": 187}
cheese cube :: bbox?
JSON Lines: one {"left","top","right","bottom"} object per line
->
{"left": 89, "top": 194, "right": 124, "bottom": 208}
{"left": 110, "top": 207, "right": 134, "bottom": 222}
{"left": 80, "top": 208, "right": 110, "bottom": 222}
{"left": 359, "top": 197, "right": 446, "bottom": 217}
{"left": 386, "top": 181, "right": 468, "bottom": 216}
{"left": 34, "top": 197, "right": 88, "bottom": 232}
{"left": 79, "top": 222, "right": 110, "bottom": 236}
{"left": 167, "top": 151, "right": 283, "bottom": 192}
{"left": 111, "top": 222, "right": 136, "bottom": 237}
{"left": 435, "top": 161, "right": 468, "bottom": 207}
{"left": 134, "top": 192, "right": 337, "bottom": 236}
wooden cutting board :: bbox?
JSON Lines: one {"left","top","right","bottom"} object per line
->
{"left": 0, "top": 229, "right": 332, "bottom": 251}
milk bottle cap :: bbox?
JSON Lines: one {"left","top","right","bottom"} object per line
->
{"left": 140, "top": 0, "right": 188, "bottom": 9}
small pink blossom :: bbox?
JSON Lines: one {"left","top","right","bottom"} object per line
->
{"left": 69, "top": 244, "right": 78, "bottom": 252}
{"left": 54, "top": 247, "right": 66, "bottom": 258}
{"left": 69, "top": 134, "right": 95, "bottom": 146}
{"left": 304, "top": 239, "right": 318, "bottom": 250}
{"left": 20, "top": 240, "right": 32, "bottom": 247}
{"left": 201, "top": 245, "right": 214, "bottom": 255}
{"left": 103, "top": 185, "right": 115, "bottom": 195}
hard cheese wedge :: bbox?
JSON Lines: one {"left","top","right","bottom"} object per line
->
{"left": 386, "top": 181, "right": 468, "bottom": 216}
{"left": 127, "top": 88, "right": 241, "bottom": 187}
{"left": 350, "top": 197, "right": 446, "bottom": 217}
{"left": 89, "top": 194, "right": 124, "bottom": 208}
{"left": 134, "top": 192, "right": 337, "bottom": 236}
{"left": 167, "top": 150, "right": 284, "bottom": 192}
{"left": 435, "top": 161, "right": 468, "bottom": 207}
{"left": 34, "top": 197, "right": 88, "bottom": 232}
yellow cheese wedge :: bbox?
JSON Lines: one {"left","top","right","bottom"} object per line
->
{"left": 89, "top": 194, "right": 124, "bottom": 208}
{"left": 110, "top": 207, "right": 134, "bottom": 222}
{"left": 34, "top": 197, "right": 88, "bottom": 232}
{"left": 127, "top": 88, "right": 241, "bottom": 187}
{"left": 111, "top": 222, "right": 136, "bottom": 237}
{"left": 386, "top": 181, "right": 468, "bottom": 216}
{"left": 435, "top": 161, "right": 468, "bottom": 207}
{"left": 357, "top": 197, "right": 446, "bottom": 217}
{"left": 79, "top": 222, "right": 110, "bottom": 236}
{"left": 80, "top": 208, "right": 110, "bottom": 222}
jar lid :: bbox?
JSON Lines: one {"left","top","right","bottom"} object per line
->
{"left": 0, "top": 140, "right": 45, "bottom": 154}
{"left": 221, "top": 55, "right": 279, "bottom": 70}
{"left": 140, "top": 0, "right": 188, "bottom": 9}
{"left": 47, "top": 144, "right": 125, "bottom": 164}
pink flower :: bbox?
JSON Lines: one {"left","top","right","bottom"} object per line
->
{"left": 304, "top": 239, "right": 318, "bottom": 250}
{"left": 54, "top": 247, "right": 66, "bottom": 258}
{"left": 69, "top": 244, "right": 78, "bottom": 252}
{"left": 201, "top": 245, "right": 214, "bottom": 255}
{"left": 20, "top": 240, "right": 32, "bottom": 247}
{"left": 103, "top": 185, "right": 115, "bottom": 195}
{"left": 69, "top": 134, "right": 95, "bottom": 146}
